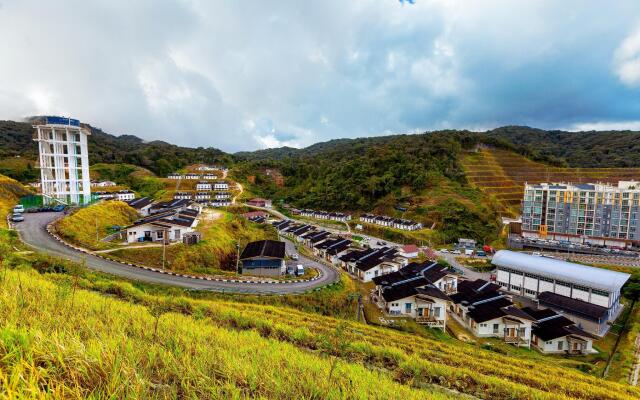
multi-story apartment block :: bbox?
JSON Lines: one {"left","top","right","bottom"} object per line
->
{"left": 33, "top": 116, "right": 91, "bottom": 205}
{"left": 521, "top": 182, "right": 640, "bottom": 247}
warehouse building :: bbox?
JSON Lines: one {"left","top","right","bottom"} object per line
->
{"left": 239, "top": 240, "right": 286, "bottom": 277}
{"left": 493, "top": 250, "right": 630, "bottom": 335}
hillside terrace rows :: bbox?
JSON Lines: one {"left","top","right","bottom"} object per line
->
{"left": 462, "top": 148, "right": 640, "bottom": 216}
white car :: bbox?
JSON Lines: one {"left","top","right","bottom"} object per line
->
{"left": 452, "top": 249, "right": 461, "bottom": 255}
{"left": 11, "top": 213, "right": 24, "bottom": 222}
{"left": 290, "top": 254, "right": 299, "bottom": 260}
{"left": 13, "top": 205, "right": 24, "bottom": 214}
{"left": 439, "top": 249, "right": 449, "bottom": 253}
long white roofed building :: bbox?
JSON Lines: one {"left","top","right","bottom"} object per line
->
{"left": 492, "top": 250, "right": 630, "bottom": 335}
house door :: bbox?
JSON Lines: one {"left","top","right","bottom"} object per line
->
{"left": 417, "top": 308, "right": 424, "bottom": 317}
{"left": 506, "top": 328, "right": 516, "bottom": 337}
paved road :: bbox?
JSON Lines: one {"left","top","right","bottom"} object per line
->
{"left": 15, "top": 212, "right": 340, "bottom": 294}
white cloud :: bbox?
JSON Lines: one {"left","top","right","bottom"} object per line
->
{"left": 614, "top": 26, "right": 640, "bottom": 87}
{"left": 567, "top": 120, "right": 640, "bottom": 131}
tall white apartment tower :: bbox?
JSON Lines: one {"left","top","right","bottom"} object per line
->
{"left": 33, "top": 116, "right": 91, "bottom": 205}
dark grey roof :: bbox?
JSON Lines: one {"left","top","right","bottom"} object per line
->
{"left": 126, "top": 197, "right": 153, "bottom": 209}
{"left": 538, "top": 292, "right": 609, "bottom": 321}
{"left": 240, "top": 240, "right": 286, "bottom": 260}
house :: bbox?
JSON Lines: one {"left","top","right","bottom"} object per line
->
{"left": 126, "top": 197, "right": 154, "bottom": 217}
{"left": 196, "top": 181, "right": 212, "bottom": 191}
{"left": 90, "top": 180, "right": 116, "bottom": 188}
{"left": 492, "top": 250, "right": 630, "bottom": 335}
{"left": 400, "top": 244, "right": 420, "bottom": 258}
{"left": 247, "top": 198, "right": 272, "bottom": 208}
{"left": 185, "top": 173, "right": 199, "bottom": 180}
{"left": 167, "top": 173, "right": 182, "bottom": 179}
{"left": 302, "top": 230, "right": 331, "bottom": 247}
{"left": 359, "top": 214, "right": 422, "bottom": 230}
{"left": 213, "top": 181, "right": 229, "bottom": 191}
{"left": 339, "top": 247, "right": 399, "bottom": 282}
{"left": 210, "top": 200, "right": 231, "bottom": 207}
{"left": 174, "top": 192, "right": 193, "bottom": 200}
{"left": 239, "top": 240, "right": 286, "bottom": 276}
{"left": 450, "top": 279, "right": 534, "bottom": 347}
{"left": 372, "top": 262, "right": 456, "bottom": 329}
{"left": 202, "top": 173, "right": 217, "bottom": 180}
{"left": 215, "top": 192, "right": 230, "bottom": 200}
{"left": 123, "top": 209, "right": 199, "bottom": 244}
{"left": 195, "top": 192, "right": 211, "bottom": 202}
{"left": 313, "top": 237, "right": 352, "bottom": 263}
{"left": 115, "top": 190, "right": 135, "bottom": 201}
{"left": 94, "top": 191, "right": 116, "bottom": 200}
{"left": 522, "top": 307, "right": 598, "bottom": 355}
{"left": 243, "top": 211, "right": 269, "bottom": 220}
{"left": 272, "top": 219, "right": 293, "bottom": 232}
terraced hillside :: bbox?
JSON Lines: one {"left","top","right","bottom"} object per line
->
{"left": 462, "top": 147, "right": 640, "bottom": 216}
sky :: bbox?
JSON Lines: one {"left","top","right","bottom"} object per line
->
{"left": 1, "top": 0, "right": 640, "bottom": 152}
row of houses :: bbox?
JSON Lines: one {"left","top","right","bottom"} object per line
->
{"left": 371, "top": 263, "right": 597, "bottom": 354}
{"left": 174, "top": 192, "right": 231, "bottom": 201}
{"left": 195, "top": 181, "right": 229, "bottom": 191}
{"left": 195, "top": 165, "right": 227, "bottom": 172}
{"left": 94, "top": 190, "right": 136, "bottom": 201}
{"left": 167, "top": 173, "right": 221, "bottom": 180}
{"left": 360, "top": 214, "right": 423, "bottom": 231}
{"left": 90, "top": 180, "right": 116, "bottom": 188}
{"left": 300, "top": 209, "right": 352, "bottom": 222}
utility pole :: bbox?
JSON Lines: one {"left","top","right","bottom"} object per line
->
{"left": 235, "top": 242, "right": 240, "bottom": 274}
{"left": 95, "top": 216, "right": 99, "bottom": 242}
{"left": 162, "top": 228, "right": 167, "bottom": 270}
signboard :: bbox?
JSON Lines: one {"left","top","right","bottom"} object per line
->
{"left": 45, "top": 116, "right": 80, "bottom": 127}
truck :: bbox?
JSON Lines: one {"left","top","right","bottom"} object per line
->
{"left": 296, "top": 264, "right": 305, "bottom": 276}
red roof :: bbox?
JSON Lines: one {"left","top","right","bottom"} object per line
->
{"left": 402, "top": 244, "right": 419, "bottom": 253}
{"left": 249, "top": 198, "right": 268, "bottom": 202}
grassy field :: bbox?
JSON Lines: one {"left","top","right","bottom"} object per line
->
{"left": 462, "top": 148, "right": 640, "bottom": 216}
{"left": 54, "top": 201, "right": 140, "bottom": 250}
{"left": 0, "top": 174, "right": 29, "bottom": 228}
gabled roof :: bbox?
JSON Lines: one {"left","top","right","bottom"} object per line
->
{"left": 126, "top": 197, "right": 153, "bottom": 209}
{"left": 538, "top": 292, "right": 609, "bottom": 321}
{"left": 240, "top": 240, "right": 286, "bottom": 260}
{"left": 402, "top": 244, "right": 419, "bottom": 253}
{"left": 493, "top": 250, "right": 630, "bottom": 293}
{"left": 449, "top": 279, "right": 501, "bottom": 305}
{"left": 527, "top": 307, "right": 599, "bottom": 341}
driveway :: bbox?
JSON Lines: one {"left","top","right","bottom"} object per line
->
{"left": 14, "top": 212, "right": 340, "bottom": 294}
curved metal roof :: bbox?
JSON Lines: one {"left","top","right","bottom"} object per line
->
{"left": 492, "top": 250, "right": 630, "bottom": 293}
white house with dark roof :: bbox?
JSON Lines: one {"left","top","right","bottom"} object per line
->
{"left": 372, "top": 262, "right": 456, "bottom": 329}
{"left": 123, "top": 210, "right": 199, "bottom": 244}
{"left": 213, "top": 181, "right": 229, "bottom": 190}
{"left": 126, "top": 197, "right": 154, "bottom": 217}
{"left": 522, "top": 307, "right": 598, "bottom": 355}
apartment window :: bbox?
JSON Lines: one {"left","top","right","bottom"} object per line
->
{"left": 525, "top": 289, "right": 537, "bottom": 296}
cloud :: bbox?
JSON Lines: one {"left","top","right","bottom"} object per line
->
{"left": 0, "top": 1, "right": 639, "bottom": 151}
{"left": 614, "top": 26, "right": 640, "bottom": 87}
{"left": 567, "top": 120, "right": 640, "bottom": 132}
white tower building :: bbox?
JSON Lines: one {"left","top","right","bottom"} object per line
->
{"left": 33, "top": 116, "right": 91, "bottom": 205}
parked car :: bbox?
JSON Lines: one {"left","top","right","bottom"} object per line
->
{"left": 476, "top": 251, "right": 486, "bottom": 257}
{"left": 464, "top": 249, "right": 474, "bottom": 256}
{"left": 377, "top": 241, "right": 386, "bottom": 246}
{"left": 12, "top": 205, "right": 24, "bottom": 214}
{"left": 290, "top": 254, "right": 299, "bottom": 261}
{"left": 452, "top": 249, "right": 461, "bottom": 255}
{"left": 11, "top": 213, "right": 24, "bottom": 222}
{"left": 52, "top": 204, "right": 66, "bottom": 212}
{"left": 439, "top": 249, "right": 449, "bottom": 253}
{"left": 296, "top": 264, "right": 305, "bottom": 276}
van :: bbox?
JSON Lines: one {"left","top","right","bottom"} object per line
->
{"left": 296, "top": 264, "right": 305, "bottom": 276}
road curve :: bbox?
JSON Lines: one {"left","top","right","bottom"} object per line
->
{"left": 15, "top": 212, "right": 340, "bottom": 294}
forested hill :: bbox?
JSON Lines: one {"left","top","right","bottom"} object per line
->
{"left": 485, "top": 126, "right": 640, "bottom": 168}
{"left": 0, "top": 120, "right": 231, "bottom": 176}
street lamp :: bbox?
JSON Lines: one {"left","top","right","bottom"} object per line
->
{"left": 235, "top": 242, "right": 241, "bottom": 275}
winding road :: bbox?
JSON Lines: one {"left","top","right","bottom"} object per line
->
{"left": 15, "top": 212, "right": 340, "bottom": 294}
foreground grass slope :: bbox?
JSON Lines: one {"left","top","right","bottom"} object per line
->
{"left": 1, "top": 261, "right": 639, "bottom": 399}
{"left": 0, "top": 268, "right": 453, "bottom": 399}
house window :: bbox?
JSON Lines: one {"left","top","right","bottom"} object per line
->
{"left": 557, "top": 341, "right": 564, "bottom": 351}
{"left": 480, "top": 323, "right": 487, "bottom": 327}
{"left": 404, "top": 303, "right": 412, "bottom": 313}
{"left": 493, "top": 324, "right": 500, "bottom": 334}
{"left": 518, "top": 327, "right": 526, "bottom": 338}
{"left": 156, "top": 231, "right": 164, "bottom": 240}
{"left": 433, "top": 307, "right": 441, "bottom": 318}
